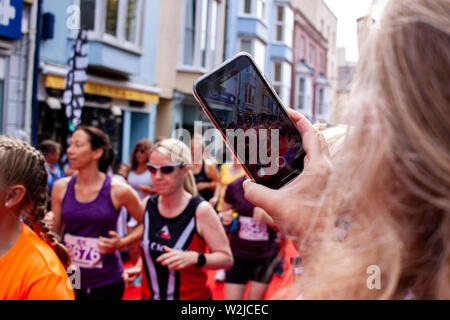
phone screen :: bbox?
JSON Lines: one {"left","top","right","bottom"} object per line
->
{"left": 194, "top": 54, "right": 305, "bottom": 189}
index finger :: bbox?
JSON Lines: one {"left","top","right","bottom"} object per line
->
{"left": 156, "top": 251, "right": 175, "bottom": 263}
{"left": 108, "top": 231, "right": 119, "bottom": 238}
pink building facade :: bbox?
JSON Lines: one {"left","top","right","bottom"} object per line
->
{"left": 291, "top": 8, "right": 330, "bottom": 121}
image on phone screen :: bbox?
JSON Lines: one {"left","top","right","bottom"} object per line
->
{"left": 194, "top": 53, "right": 306, "bottom": 189}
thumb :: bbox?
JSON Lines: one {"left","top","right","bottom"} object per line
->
{"left": 109, "top": 231, "right": 119, "bottom": 238}
{"left": 243, "top": 179, "right": 278, "bottom": 216}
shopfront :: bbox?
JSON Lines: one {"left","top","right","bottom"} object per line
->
{"left": 38, "top": 67, "right": 159, "bottom": 167}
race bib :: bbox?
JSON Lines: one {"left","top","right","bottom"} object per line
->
{"left": 238, "top": 216, "right": 269, "bottom": 241}
{"left": 64, "top": 234, "right": 103, "bottom": 269}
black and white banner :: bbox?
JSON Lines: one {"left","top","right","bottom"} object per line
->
{"left": 63, "top": 29, "right": 88, "bottom": 132}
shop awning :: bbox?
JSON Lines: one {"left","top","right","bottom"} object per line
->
{"left": 45, "top": 74, "right": 159, "bottom": 104}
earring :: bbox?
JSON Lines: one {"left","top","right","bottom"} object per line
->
{"left": 5, "top": 202, "right": 9, "bottom": 206}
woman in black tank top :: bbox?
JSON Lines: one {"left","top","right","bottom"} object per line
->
{"left": 193, "top": 161, "right": 218, "bottom": 201}
{"left": 123, "top": 139, "right": 233, "bottom": 300}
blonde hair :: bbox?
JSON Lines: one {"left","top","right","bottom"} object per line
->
{"left": 320, "top": 124, "right": 347, "bottom": 158}
{"left": 281, "top": 0, "right": 450, "bottom": 300}
{"left": 0, "top": 136, "right": 72, "bottom": 268}
{"left": 150, "top": 138, "right": 198, "bottom": 196}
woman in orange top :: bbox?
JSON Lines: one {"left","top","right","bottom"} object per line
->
{"left": 0, "top": 135, "right": 74, "bottom": 300}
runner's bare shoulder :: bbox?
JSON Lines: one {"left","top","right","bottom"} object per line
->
{"left": 195, "top": 200, "right": 217, "bottom": 221}
{"left": 52, "top": 177, "right": 72, "bottom": 202}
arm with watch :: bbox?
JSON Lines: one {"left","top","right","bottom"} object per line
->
{"left": 123, "top": 249, "right": 208, "bottom": 287}
{"left": 123, "top": 247, "right": 213, "bottom": 286}
{"left": 155, "top": 247, "right": 208, "bottom": 270}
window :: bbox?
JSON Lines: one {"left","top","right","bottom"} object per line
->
{"left": 262, "top": 92, "right": 269, "bottom": 109}
{"left": 276, "top": 26, "right": 283, "bottom": 42}
{"left": 297, "top": 78, "right": 305, "bottom": 110}
{"left": 80, "top": 0, "right": 96, "bottom": 30}
{"left": 274, "top": 62, "right": 281, "bottom": 82}
{"left": 183, "top": 0, "right": 196, "bottom": 65}
{"left": 300, "top": 36, "right": 305, "bottom": 60}
{"left": 273, "top": 85, "right": 281, "bottom": 96}
{"left": 105, "top": 0, "right": 119, "bottom": 36}
{"left": 320, "top": 52, "right": 324, "bottom": 74}
{"left": 296, "top": 76, "right": 312, "bottom": 118}
{"left": 275, "top": 5, "right": 284, "bottom": 42}
{"left": 241, "top": 38, "right": 265, "bottom": 72}
{"left": 181, "top": 0, "right": 221, "bottom": 70}
{"left": 272, "top": 61, "right": 283, "bottom": 101}
{"left": 318, "top": 88, "right": 325, "bottom": 114}
{"left": 242, "top": 0, "right": 265, "bottom": 20}
{"left": 209, "top": 0, "right": 218, "bottom": 67}
{"left": 126, "top": 0, "right": 138, "bottom": 43}
{"left": 200, "top": 0, "right": 209, "bottom": 67}
{"left": 79, "top": 0, "right": 144, "bottom": 50}
{"left": 310, "top": 44, "right": 315, "bottom": 68}
{"left": 320, "top": 19, "right": 324, "bottom": 34}
{"left": 244, "top": 84, "right": 256, "bottom": 105}
{"left": 256, "top": 0, "right": 266, "bottom": 20}
{"left": 240, "top": 39, "right": 253, "bottom": 56}
{"left": 244, "top": 0, "right": 251, "bottom": 14}
{"left": 323, "top": 53, "right": 326, "bottom": 74}
{"left": 273, "top": 5, "right": 292, "bottom": 46}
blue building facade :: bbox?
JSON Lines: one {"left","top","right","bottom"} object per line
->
{"left": 38, "top": 0, "right": 160, "bottom": 165}
{"left": 225, "top": 0, "right": 294, "bottom": 109}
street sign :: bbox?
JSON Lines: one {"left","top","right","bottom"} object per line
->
{"left": 0, "top": 0, "right": 23, "bottom": 40}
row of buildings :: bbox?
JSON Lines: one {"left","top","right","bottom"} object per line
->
{"left": 0, "top": 0, "right": 342, "bottom": 164}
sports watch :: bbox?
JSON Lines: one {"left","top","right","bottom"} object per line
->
{"left": 195, "top": 252, "right": 206, "bottom": 267}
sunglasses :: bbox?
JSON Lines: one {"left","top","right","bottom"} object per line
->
{"left": 136, "top": 149, "right": 147, "bottom": 154}
{"left": 147, "top": 163, "right": 184, "bottom": 175}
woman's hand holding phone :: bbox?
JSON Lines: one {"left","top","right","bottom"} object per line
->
{"left": 243, "top": 108, "right": 332, "bottom": 239}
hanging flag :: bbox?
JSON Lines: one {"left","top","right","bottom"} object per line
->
{"left": 63, "top": 29, "right": 88, "bottom": 132}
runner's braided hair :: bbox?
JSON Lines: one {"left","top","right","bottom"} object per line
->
{"left": 0, "top": 135, "right": 71, "bottom": 268}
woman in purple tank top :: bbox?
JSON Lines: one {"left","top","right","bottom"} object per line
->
{"left": 46, "top": 126, "right": 145, "bottom": 300}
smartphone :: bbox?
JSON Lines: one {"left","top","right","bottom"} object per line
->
{"left": 193, "top": 52, "right": 305, "bottom": 189}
